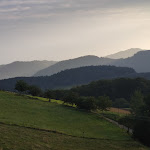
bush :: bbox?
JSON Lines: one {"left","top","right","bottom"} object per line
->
{"left": 63, "top": 92, "right": 79, "bottom": 106}
{"left": 28, "top": 85, "right": 42, "bottom": 96}
{"left": 44, "top": 90, "right": 56, "bottom": 102}
{"left": 96, "top": 96, "right": 112, "bottom": 111}
{"left": 75, "top": 97, "right": 96, "bottom": 111}
{"left": 113, "top": 98, "right": 130, "bottom": 108}
{"left": 15, "top": 80, "right": 29, "bottom": 93}
{"left": 118, "top": 116, "right": 135, "bottom": 130}
{"left": 133, "top": 119, "right": 150, "bottom": 146}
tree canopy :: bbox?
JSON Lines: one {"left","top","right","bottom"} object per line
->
{"left": 15, "top": 80, "right": 28, "bottom": 93}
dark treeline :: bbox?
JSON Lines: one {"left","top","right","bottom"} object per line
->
{"left": 15, "top": 80, "right": 43, "bottom": 96}
{"left": 0, "top": 65, "right": 147, "bottom": 91}
{"left": 42, "top": 78, "right": 150, "bottom": 108}
{"left": 15, "top": 80, "right": 112, "bottom": 111}
{"left": 14, "top": 77, "right": 150, "bottom": 106}
{"left": 71, "top": 78, "right": 150, "bottom": 101}
{"left": 118, "top": 91, "right": 150, "bottom": 147}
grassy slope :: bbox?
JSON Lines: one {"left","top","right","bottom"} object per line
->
{"left": 0, "top": 91, "right": 129, "bottom": 140}
{"left": 0, "top": 123, "right": 148, "bottom": 150}
{"left": 0, "top": 91, "right": 148, "bottom": 150}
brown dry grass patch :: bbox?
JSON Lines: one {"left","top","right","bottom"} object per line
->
{"left": 109, "top": 108, "right": 131, "bottom": 115}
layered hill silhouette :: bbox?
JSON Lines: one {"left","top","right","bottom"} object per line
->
{"left": 1, "top": 65, "right": 149, "bottom": 91}
{"left": 34, "top": 55, "right": 116, "bottom": 77}
{"left": 0, "top": 61, "right": 56, "bottom": 80}
{"left": 34, "top": 50, "right": 150, "bottom": 77}
{"left": 0, "top": 48, "right": 150, "bottom": 80}
{"left": 111, "top": 50, "right": 150, "bottom": 72}
{"left": 106, "top": 48, "right": 142, "bottom": 59}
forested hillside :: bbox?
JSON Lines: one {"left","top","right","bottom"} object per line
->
{"left": 0, "top": 66, "right": 136, "bottom": 91}
{"left": 71, "top": 78, "right": 150, "bottom": 101}
{"left": 34, "top": 50, "right": 150, "bottom": 77}
{"left": 34, "top": 55, "right": 115, "bottom": 76}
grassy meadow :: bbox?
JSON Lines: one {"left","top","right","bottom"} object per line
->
{"left": 0, "top": 91, "right": 148, "bottom": 150}
{"left": 0, "top": 123, "right": 148, "bottom": 150}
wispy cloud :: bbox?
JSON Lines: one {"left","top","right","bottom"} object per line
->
{"left": 0, "top": 6, "right": 30, "bottom": 13}
{"left": 0, "top": 0, "right": 150, "bottom": 65}
{"left": 0, "top": 0, "right": 150, "bottom": 21}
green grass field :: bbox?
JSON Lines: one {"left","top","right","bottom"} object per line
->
{"left": 0, "top": 123, "right": 148, "bottom": 150}
{"left": 0, "top": 91, "right": 148, "bottom": 150}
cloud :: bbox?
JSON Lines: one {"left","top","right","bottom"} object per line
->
{"left": 0, "top": 0, "right": 150, "bottom": 19}
{"left": 0, "top": 6, "right": 30, "bottom": 13}
{"left": 0, "top": 0, "right": 150, "bottom": 64}
{"left": 0, "top": 0, "right": 149, "bottom": 31}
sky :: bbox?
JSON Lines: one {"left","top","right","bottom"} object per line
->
{"left": 0, "top": 0, "right": 150, "bottom": 64}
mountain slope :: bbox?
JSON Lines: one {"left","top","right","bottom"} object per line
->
{"left": 0, "top": 60, "right": 57, "bottom": 80}
{"left": 0, "top": 66, "right": 141, "bottom": 91}
{"left": 106, "top": 48, "right": 143, "bottom": 59}
{"left": 112, "top": 50, "right": 150, "bottom": 72}
{"left": 34, "top": 55, "right": 115, "bottom": 76}
{"left": 1, "top": 49, "right": 149, "bottom": 80}
{"left": 34, "top": 50, "right": 150, "bottom": 77}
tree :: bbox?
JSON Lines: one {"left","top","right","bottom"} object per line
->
{"left": 15, "top": 80, "right": 28, "bottom": 94}
{"left": 133, "top": 118, "right": 150, "bottom": 146}
{"left": 28, "top": 85, "right": 42, "bottom": 96}
{"left": 53, "top": 90, "right": 67, "bottom": 100}
{"left": 141, "top": 95, "right": 150, "bottom": 117}
{"left": 44, "top": 90, "right": 55, "bottom": 102}
{"left": 130, "top": 90, "right": 144, "bottom": 115}
{"left": 96, "top": 96, "right": 112, "bottom": 111}
{"left": 118, "top": 116, "right": 135, "bottom": 133}
{"left": 113, "top": 98, "right": 130, "bottom": 108}
{"left": 75, "top": 96, "right": 96, "bottom": 111}
{"left": 131, "top": 94, "right": 150, "bottom": 146}
{"left": 63, "top": 92, "right": 79, "bottom": 106}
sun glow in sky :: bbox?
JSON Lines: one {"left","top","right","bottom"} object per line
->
{"left": 0, "top": 0, "right": 150, "bottom": 64}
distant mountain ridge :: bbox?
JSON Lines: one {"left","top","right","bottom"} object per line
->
{"left": 0, "top": 48, "right": 150, "bottom": 80}
{"left": 34, "top": 55, "right": 115, "bottom": 77}
{"left": 0, "top": 60, "right": 57, "bottom": 80}
{"left": 106, "top": 48, "right": 143, "bottom": 59}
{"left": 111, "top": 50, "right": 150, "bottom": 72}
{"left": 34, "top": 50, "right": 150, "bottom": 77}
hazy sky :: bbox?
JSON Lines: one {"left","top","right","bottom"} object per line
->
{"left": 0, "top": 0, "right": 150, "bottom": 64}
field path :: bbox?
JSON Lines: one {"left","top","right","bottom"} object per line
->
{"left": 102, "top": 116, "right": 133, "bottom": 134}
